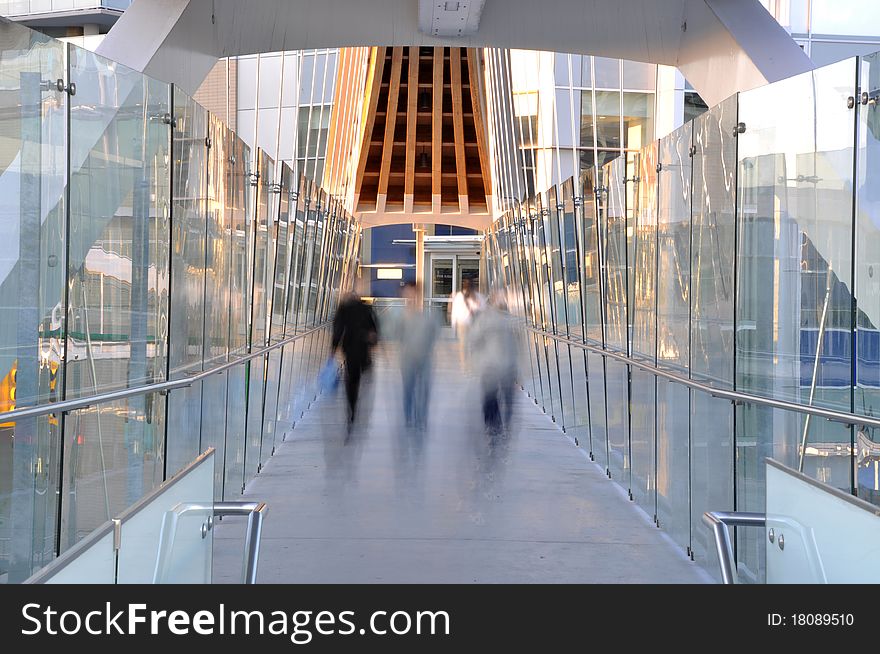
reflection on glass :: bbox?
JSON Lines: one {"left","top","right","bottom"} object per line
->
{"left": 622, "top": 92, "right": 654, "bottom": 151}
{"left": 606, "top": 359, "right": 629, "bottom": 485}
{"left": 166, "top": 88, "right": 208, "bottom": 477}
{"left": 560, "top": 180, "right": 582, "bottom": 337}
{"left": 67, "top": 47, "right": 170, "bottom": 398}
{"left": 632, "top": 144, "right": 656, "bottom": 360}
{"left": 0, "top": 22, "right": 67, "bottom": 583}
{"left": 656, "top": 379, "right": 689, "bottom": 552}
{"left": 587, "top": 351, "right": 608, "bottom": 471}
{"left": 691, "top": 95, "right": 736, "bottom": 387}
{"left": 736, "top": 59, "right": 855, "bottom": 562}
{"left": 60, "top": 392, "right": 165, "bottom": 551}
{"left": 630, "top": 368, "right": 655, "bottom": 516}
{"left": 595, "top": 91, "right": 621, "bottom": 150}
{"left": 602, "top": 157, "right": 628, "bottom": 352}
{"left": 855, "top": 51, "right": 880, "bottom": 504}
{"left": 656, "top": 123, "right": 691, "bottom": 372}
{"left": 579, "top": 169, "right": 603, "bottom": 345}
{"left": 690, "top": 390, "right": 732, "bottom": 580}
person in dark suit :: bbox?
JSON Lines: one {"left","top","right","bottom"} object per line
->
{"left": 332, "top": 292, "right": 379, "bottom": 426}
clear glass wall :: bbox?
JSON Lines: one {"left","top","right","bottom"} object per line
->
{"left": 0, "top": 19, "right": 360, "bottom": 582}
{"left": 484, "top": 47, "right": 880, "bottom": 583}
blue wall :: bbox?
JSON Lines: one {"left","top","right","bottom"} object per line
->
{"left": 369, "top": 224, "right": 416, "bottom": 297}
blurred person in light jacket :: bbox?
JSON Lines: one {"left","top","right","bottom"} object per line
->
{"left": 394, "top": 282, "right": 441, "bottom": 429}
{"left": 466, "top": 291, "right": 519, "bottom": 433}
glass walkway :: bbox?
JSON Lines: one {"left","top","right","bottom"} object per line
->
{"left": 211, "top": 333, "right": 709, "bottom": 584}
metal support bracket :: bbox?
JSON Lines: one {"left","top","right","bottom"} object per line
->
{"left": 862, "top": 90, "right": 880, "bottom": 106}
{"left": 42, "top": 78, "right": 75, "bottom": 95}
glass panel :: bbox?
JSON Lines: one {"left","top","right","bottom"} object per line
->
{"left": 546, "top": 187, "right": 566, "bottom": 334}
{"left": 570, "top": 346, "right": 590, "bottom": 450}
{"left": 288, "top": 177, "right": 309, "bottom": 333}
{"left": 605, "top": 358, "right": 629, "bottom": 486}
{"left": 166, "top": 382, "right": 203, "bottom": 479}
{"left": 545, "top": 341, "right": 561, "bottom": 421}
{"left": 579, "top": 170, "right": 603, "bottom": 346}
{"left": 630, "top": 367, "right": 655, "bottom": 515}
{"left": 623, "top": 61, "right": 656, "bottom": 91}
{"left": 274, "top": 342, "right": 296, "bottom": 438}
{"left": 200, "top": 370, "right": 228, "bottom": 499}
{"left": 690, "top": 390, "right": 733, "bottom": 581}
{"left": 39, "top": 530, "right": 115, "bottom": 583}
{"left": 587, "top": 351, "right": 608, "bottom": 471}
{"left": 855, "top": 51, "right": 880, "bottom": 504}
{"left": 262, "top": 165, "right": 289, "bottom": 457}
{"left": 245, "top": 151, "right": 275, "bottom": 475}
{"left": 656, "top": 122, "right": 692, "bottom": 372}
{"left": 736, "top": 59, "right": 855, "bottom": 504}
{"left": 223, "top": 364, "right": 247, "bottom": 499}
{"left": 0, "top": 23, "right": 66, "bottom": 582}
{"left": 457, "top": 259, "right": 480, "bottom": 296}
{"left": 223, "top": 135, "right": 250, "bottom": 500}
{"left": 166, "top": 88, "right": 207, "bottom": 476}
{"left": 602, "top": 157, "right": 627, "bottom": 352}
{"left": 593, "top": 57, "right": 620, "bottom": 88}
{"left": 561, "top": 180, "right": 582, "bottom": 338}
{"left": 656, "top": 378, "right": 689, "bottom": 552}
{"left": 117, "top": 450, "right": 212, "bottom": 584}
{"left": 557, "top": 343, "right": 575, "bottom": 433}
{"left": 60, "top": 392, "right": 165, "bottom": 552}
{"left": 595, "top": 91, "right": 621, "bottom": 150}
{"left": 632, "top": 143, "right": 657, "bottom": 360}
{"left": 622, "top": 92, "right": 654, "bottom": 151}
{"left": 579, "top": 91, "right": 594, "bottom": 149}
{"left": 691, "top": 95, "right": 737, "bottom": 387}
{"left": 535, "top": 334, "right": 550, "bottom": 414}
{"left": 200, "top": 116, "right": 231, "bottom": 499}
{"left": 736, "top": 404, "right": 815, "bottom": 582}
{"left": 67, "top": 46, "right": 170, "bottom": 398}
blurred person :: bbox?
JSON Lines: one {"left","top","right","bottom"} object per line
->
{"left": 466, "top": 290, "right": 519, "bottom": 433}
{"left": 331, "top": 291, "right": 379, "bottom": 428}
{"left": 450, "top": 278, "right": 484, "bottom": 364}
{"left": 397, "top": 281, "right": 441, "bottom": 429}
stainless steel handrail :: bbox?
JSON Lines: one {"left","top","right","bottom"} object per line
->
{"left": 0, "top": 322, "right": 331, "bottom": 423}
{"left": 702, "top": 511, "right": 766, "bottom": 584}
{"left": 153, "top": 500, "right": 268, "bottom": 584}
{"left": 525, "top": 325, "right": 880, "bottom": 430}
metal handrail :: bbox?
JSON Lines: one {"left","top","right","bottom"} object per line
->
{"left": 525, "top": 324, "right": 880, "bottom": 430}
{"left": 702, "top": 511, "right": 766, "bottom": 584}
{"left": 0, "top": 322, "right": 331, "bottom": 423}
{"left": 153, "top": 500, "right": 268, "bottom": 584}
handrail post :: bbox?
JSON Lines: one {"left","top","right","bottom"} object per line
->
{"left": 242, "top": 502, "right": 267, "bottom": 584}
{"left": 702, "top": 511, "right": 766, "bottom": 584}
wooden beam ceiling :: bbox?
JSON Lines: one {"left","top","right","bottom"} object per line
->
{"left": 353, "top": 46, "right": 492, "bottom": 223}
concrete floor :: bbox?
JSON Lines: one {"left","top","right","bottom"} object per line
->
{"left": 213, "top": 332, "right": 712, "bottom": 584}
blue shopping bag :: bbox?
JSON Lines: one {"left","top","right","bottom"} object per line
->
{"left": 318, "top": 357, "right": 340, "bottom": 393}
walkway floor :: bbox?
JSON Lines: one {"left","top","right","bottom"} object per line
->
{"left": 213, "top": 331, "right": 711, "bottom": 583}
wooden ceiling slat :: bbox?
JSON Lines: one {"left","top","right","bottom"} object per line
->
{"left": 354, "top": 46, "right": 386, "bottom": 200}
{"left": 449, "top": 48, "right": 468, "bottom": 209}
{"left": 466, "top": 48, "right": 493, "bottom": 200}
{"left": 405, "top": 46, "right": 418, "bottom": 200}
{"left": 432, "top": 47, "right": 443, "bottom": 202}
{"left": 377, "top": 47, "right": 403, "bottom": 198}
